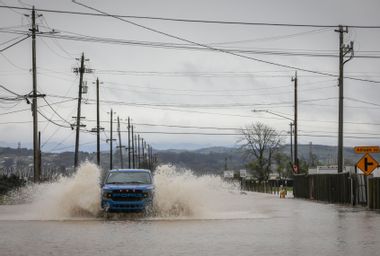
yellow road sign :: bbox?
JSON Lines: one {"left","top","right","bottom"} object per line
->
{"left": 356, "top": 153, "right": 379, "bottom": 176}
{"left": 354, "top": 146, "right": 380, "bottom": 154}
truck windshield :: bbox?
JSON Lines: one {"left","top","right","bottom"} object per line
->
{"left": 106, "top": 172, "right": 152, "bottom": 184}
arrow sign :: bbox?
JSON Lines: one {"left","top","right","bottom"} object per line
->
{"left": 356, "top": 153, "right": 379, "bottom": 176}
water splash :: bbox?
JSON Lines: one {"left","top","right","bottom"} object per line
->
{"left": 153, "top": 165, "right": 238, "bottom": 218}
{"left": 3, "top": 161, "right": 101, "bottom": 220}
{"left": 1, "top": 163, "right": 268, "bottom": 220}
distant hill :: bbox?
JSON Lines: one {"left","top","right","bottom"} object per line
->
{"left": 156, "top": 144, "right": 363, "bottom": 173}
{"left": 0, "top": 144, "right": 364, "bottom": 175}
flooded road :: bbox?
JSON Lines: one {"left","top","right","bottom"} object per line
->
{"left": 1, "top": 164, "right": 380, "bottom": 255}
{"left": 2, "top": 193, "right": 380, "bottom": 256}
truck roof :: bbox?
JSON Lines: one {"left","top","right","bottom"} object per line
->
{"left": 108, "top": 169, "right": 151, "bottom": 174}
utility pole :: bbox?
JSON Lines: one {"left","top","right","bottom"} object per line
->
{"left": 292, "top": 71, "right": 299, "bottom": 173}
{"left": 137, "top": 135, "right": 141, "bottom": 168}
{"left": 143, "top": 141, "right": 148, "bottom": 168}
{"left": 117, "top": 116, "right": 124, "bottom": 168}
{"left": 309, "top": 142, "right": 313, "bottom": 167}
{"left": 38, "top": 131, "right": 42, "bottom": 180}
{"left": 135, "top": 135, "right": 138, "bottom": 167}
{"left": 73, "top": 53, "right": 85, "bottom": 168}
{"left": 31, "top": 6, "right": 40, "bottom": 182}
{"left": 127, "top": 117, "right": 131, "bottom": 168}
{"left": 147, "top": 145, "right": 150, "bottom": 170}
{"left": 335, "top": 25, "right": 354, "bottom": 173}
{"left": 96, "top": 78, "right": 101, "bottom": 165}
{"left": 141, "top": 138, "right": 145, "bottom": 168}
{"left": 149, "top": 145, "right": 153, "bottom": 170}
{"left": 151, "top": 146, "right": 154, "bottom": 170}
{"left": 131, "top": 126, "right": 135, "bottom": 168}
{"left": 90, "top": 78, "right": 103, "bottom": 166}
{"left": 106, "top": 109, "right": 116, "bottom": 170}
{"left": 289, "top": 122, "right": 293, "bottom": 166}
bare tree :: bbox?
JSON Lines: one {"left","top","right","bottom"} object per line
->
{"left": 238, "top": 122, "right": 283, "bottom": 182}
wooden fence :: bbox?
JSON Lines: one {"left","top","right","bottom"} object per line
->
{"left": 242, "top": 173, "right": 380, "bottom": 210}
{"left": 368, "top": 177, "right": 380, "bottom": 210}
{"left": 241, "top": 179, "right": 284, "bottom": 194}
{"left": 293, "top": 173, "right": 351, "bottom": 204}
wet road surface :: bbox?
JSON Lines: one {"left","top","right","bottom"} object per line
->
{"left": 1, "top": 192, "right": 380, "bottom": 256}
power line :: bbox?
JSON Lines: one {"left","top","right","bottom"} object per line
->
{"left": 0, "top": 98, "right": 76, "bottom": 116}
{"left": 47, "top": 93, "right": 337, "bottom": 108}
{"left": 103, "top": 78, "right": 336, "bottom": 93}
{"left": 346, "top": 97, "right": 380, "bottom": 107}
{"left": 95, "top": 129, "right": 380, "bottom": 140}
{"left": 3, "top": 117, "right": 380, "bottom": 136}
{"left": 100, "top": 83, "right": 335, "bottom": 97}
{"left": 2, "top": 5, "right": 380, "bottom": 28}
{"left": 38, "top": 33, "right": 380, "bottom": 59}
{"left": 2, "top": 24, "right": 380, "bottom": 83}
{"left": 70, "top": 1, "right": 380, "bottom": 84}
{"left": 0, "top": 35, "right": 30, "bottom": 52}
{"left": 37, "top": 109, "right": 71, "bottom": 129}
{"left": 42, "top": 97, "right": 73, "bottom": 126}
{"left": 0, "top": 34, "right": 26, "bottom": 46}
{"left": 0, "top": 84, "right": 23, "bottom": 96}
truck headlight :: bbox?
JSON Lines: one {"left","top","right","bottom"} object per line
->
{"left": 102, "top": 191, "right": 112, "bottom": 199}
{"left": 144, "top": 191, "right": 154, "bottom": 198}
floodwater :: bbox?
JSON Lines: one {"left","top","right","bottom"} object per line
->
{"left": 1, "top": 163, "right": 380, "bottom": 256}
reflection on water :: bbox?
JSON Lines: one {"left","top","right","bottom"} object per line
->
{"left": 1, "top": 163, "right": 380, "bottom": 255}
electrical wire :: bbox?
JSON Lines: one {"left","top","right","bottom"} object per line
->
{"left": 90, "top": 129, "right": 380, "bottom": 140}
{"left": 39, "top": 33, "right": 380, "bottom": 59}
{"left": 55, "top": 2, "right": 380, "bottom": 84}
{"left": 0, "top": 98, "right": 76, "bottom": 116}
{"left": 103, "top": 78, "right": 336, "bottom": 93}
{"left": 46, "top": 93, "right": 337, "bottom": 108}
{"left": 0, "top": 35, "right": 30, "bottom": 52}
{"left": 42, "top": 97, "right": 73, "bottom": 126}
{"left": 37, "top": 109, "right": 71, "bottom": 129}
{"left": 2, "top": 5, "right": 380, "bottom": 29}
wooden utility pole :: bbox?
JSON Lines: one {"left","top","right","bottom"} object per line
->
{"left": 96, "top": 78, "right": 100, "bottom": 165}
{"left": 134, "top": 134, "right": 138, "bottom": 168}
{"left": 31, "top": 6, "right": 40, "bottom": 182}
{"left": 148, "top": 145, "right": 153, "bottom": 170}
{"left": 106, "top": 109, "right": 116, "bottom": 170}
{"left": 74, "top": 53, "right": 85, "bottom": 169}
{"left": 292, "top": 72, "right": 299, "bottom": 173}
{"left": 117, "top": 116, "right": 124, "bottom": 168}
{"left": 128, "top": 117, "right": 131, "bottom": 168}
{"left": 335, "top": 25, "right": 353, "bottom": 173}
{"left": 141, "top": 138, "right": 145, "bottom": 168}
{"left": 38, "top": 131, "right": 42, "bottom": 180}
{"left": 131, "top": 125, "right": 135, "bottom": 168}
{"left": 289, "top": 122, "right": 293, "bottom": 166}
{"left": 309, "top": 142, "right": 313, "bottom": 167}
{"left": 137, "top": 134, "right": 141, "bottom": 168}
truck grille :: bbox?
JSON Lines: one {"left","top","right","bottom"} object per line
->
{"left": 111, "top": 190, "right": 146, "bottom": 201}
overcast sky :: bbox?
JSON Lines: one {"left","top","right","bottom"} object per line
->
{"left": 1, "top": 0, "right": 380, "bottom": 153}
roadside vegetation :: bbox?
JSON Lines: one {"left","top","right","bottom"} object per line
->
{"left": 0, "top": 175, "right": 25, "bottom": 203}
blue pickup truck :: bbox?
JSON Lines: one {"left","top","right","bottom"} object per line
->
{"left": 101, "top": 169, "right": 154, "bottom": 214}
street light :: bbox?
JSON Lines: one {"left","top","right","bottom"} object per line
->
{"left": 252, "top": 109, "right": 293, "bottom": 121}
